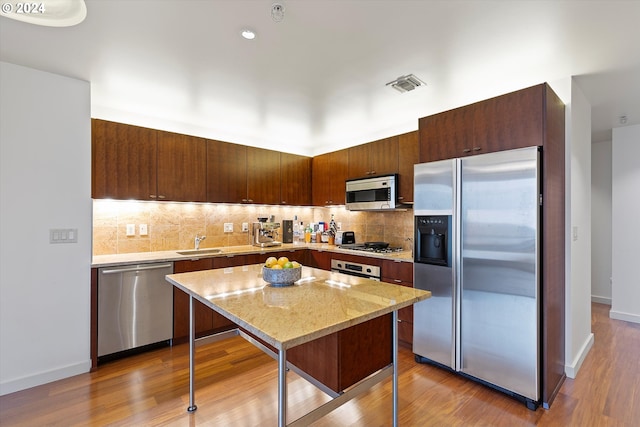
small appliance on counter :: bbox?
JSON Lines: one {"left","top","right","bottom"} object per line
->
{"left": 335, "top": 231, "right": 355, "bottom": 245}
{"left": 282, "top": 220, "right": 293, "bottom": 243}
{"left": 251, "top": 218, "right": 281, "bottom": 247}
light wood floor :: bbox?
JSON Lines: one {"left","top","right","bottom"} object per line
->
{"left": 1, "top": 303, "right": 638, "bottom": 426}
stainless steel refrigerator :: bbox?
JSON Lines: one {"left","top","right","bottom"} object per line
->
{"left": 413, "top": 146, "right": 540, "bottom": 409}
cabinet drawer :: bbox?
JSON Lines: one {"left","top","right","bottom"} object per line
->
{"left": 381, "top": 260, "right": 413, "bottom": 284}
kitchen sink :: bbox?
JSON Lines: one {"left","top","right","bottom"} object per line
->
{"left": 177, "top": 249, "right": 224, "bottom": 256}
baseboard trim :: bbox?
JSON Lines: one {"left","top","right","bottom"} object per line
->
{"left": 591, "top": 295, "right": 611, "bottom": 305}
{"left": 610, "top": 309, "right": 640, "bottom": 324}
{"left": 565, "top": 333, "right": 594, "bottom": 379}
{"left": 0, "top": 360, "right": 91, "bottom": 396}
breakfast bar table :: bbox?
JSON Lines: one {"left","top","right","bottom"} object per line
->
{"left": 166, "top": 264, "right": 430, "bottom": 426}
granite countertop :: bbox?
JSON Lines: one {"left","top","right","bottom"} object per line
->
{"left": 91, "top": 243, "right": 413, "bottom": 268}
{"left": 165, "top": 264, "right": 430, "bottom": 350}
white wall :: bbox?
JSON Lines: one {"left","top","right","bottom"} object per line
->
{"left": 611, "top": 124, "right": 640, "bottom": 323}
{"left": 0, "top": 62, "right": 92, "bottom": 395}
{"left": 591, "top": 141, "right": 612, "bottom": 304}
{"left": 563, "top": 79, "right": 594, "bottom": 379}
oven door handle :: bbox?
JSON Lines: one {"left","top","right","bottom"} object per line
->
{"left": 331, "top": 269, "right": 380, "bottom": 281}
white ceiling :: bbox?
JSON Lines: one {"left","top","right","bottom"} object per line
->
{"left": 1, "top": 0, "right": 639, "bottom": 156}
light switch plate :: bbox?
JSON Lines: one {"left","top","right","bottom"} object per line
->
{"left": 126, "top": 224, "right": 135, "bottom": 236}
{"left": 50, "top": 228, "right": 78, "bottom": 244}
{"left": 242, "top": 222, "right": 249, "bottom": 232}
{"left": 224, "top": 223, "right": 233, "bottom": 233}
{"left": 139, "top": 224, "right": 148, "bottom": 236}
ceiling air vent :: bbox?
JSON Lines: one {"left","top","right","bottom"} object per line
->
{"left": 386, "top": 74, "right": 426, "bottom": 93}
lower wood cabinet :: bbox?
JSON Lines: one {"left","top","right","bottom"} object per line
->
{"left": 381, "top": 259, "right": 414, "bottom": 347}
{"left": 173, "top": 258, "right": 235, "bottom": 342}
{"left": 287, "top": 313, "right": 392, "bottom": 393}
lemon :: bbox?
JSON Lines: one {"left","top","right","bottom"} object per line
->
{"left": 291, "top": 261, "right": 301, "bottom": 268}
{"left": 265, "top": 256, "right": 278, "bottom": 267}
{"left": 271, "top": 264, "right": 283, "bottom": 269}
{"left": 283, "top": 261, "right": 293, "bottom": 269}
{"left": 277, "top": 256, "right": 289, "bottom": 267}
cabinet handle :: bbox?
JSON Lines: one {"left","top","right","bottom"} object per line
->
{"left": 158, "top": 195, "right": 166, "bottom": 199}
{"left": 248, "top": 199, "right": 253, "bottom": 203}
{"left": 462, "top": 148, "right": 472, "bottom": 153}
{"left": 370, "top": 170, "right": 375, "bottom": 174}
{"left": 149, "top": 195, "right": 157, "bottom": 199}
{"left": 242, "top": 199, "right": 248, "bottom": 202}
{"left": 281, "top": 201, "right": 286, "bottom": 204}
{"left": 473, "top": 147, "right": 482, "bottom": 151}
{"left": 398, "top": 196, "right": 404, "bottom": 200}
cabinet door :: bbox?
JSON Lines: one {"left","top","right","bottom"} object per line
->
{"left": 247, "top": 147, "right": 281, "bottom": 204}
{"left": 473, "top": 84, "right": 543, "bottom": 153}
{"left": 397, "top": 131, "right": 419, "bottom": 203}
{"left": 312, "top": 152, "right": 332, "bottom": 206}
{"left": 92, "top": 119, "right": 157, "bottom": 200}
{"left": 313, "top": 150, "right": 348, "bottom": 206}
{"left": 347, "top": 143, "right": 370, "bottom": 179}
{"left": 206, "top": 140, "right": 247, "bottom": 203}
{"left": 280, "top": 153, "right": 311, "bottom": 205}
{"left": 173, "top": 259, "right": 215, "bottom": 340}
{"left": 348, "top": 137, "right": 398, "bottom": 179}
{"left": 307, "top": 250, "right": 332, "bottom": 270}
{"left": 369, "top": 136, "right": 398, "bottom": 177}
{"left": 156, "top": 131, "right": 207, "bottom": 202}
{"left": 381, "top": 260, "right": 414, "bottom": 345}
{"left": 213, "top": 253, "right": 263, "bottom": 268}
{"left": 329, "top": 149, "right": 349, "bottom": 205}
{"left": 419, "top": 106, "right": 474, "bottom": 162}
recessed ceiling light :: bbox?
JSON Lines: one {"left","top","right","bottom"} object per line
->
{"left": 241, "top": 29, "right": 256, "bottom": 40}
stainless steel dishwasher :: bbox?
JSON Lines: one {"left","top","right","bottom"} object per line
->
{"left": 98, "top": 263, "right": 174, "bottom": 357}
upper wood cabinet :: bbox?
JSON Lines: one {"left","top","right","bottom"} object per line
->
{"left": 397, "top": 131, "right": 419, "bottom": 203}
{"left": 280, "top": 152, "right": 311, "bottom": 205}
{"left": 419, "top": 84, "right": 546, "bottom": 162}
{"left": 206, "top": 140, "right": 247, "bottom": 203}
{"left": 312, "top": 149, "right": 349, "bottom": 206}
{"left": 247, "top": 147, "right": 281, "bottom": 205}
{"left": 92, "top": 119, "right": 157, "bottom": 200}
{"left": 92, "top": 119, "right": 206, "bottom": 202}
{"left": 156, "top": 130, "right": 207, "bottom": 202}
{"left": 348, "top": 136, "right": 398, "bottom": 179}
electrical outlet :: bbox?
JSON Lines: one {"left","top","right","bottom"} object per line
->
{"left": 242, "top": 222, "right": 249, "bottom": 232}
{"left": 126, "top": 224, "right": 135, "bottom": 236}
{"left": 139, "top": 224, "right": 148, "bottom": 236}
{"left": 337, "top": 222, "right": 342, "bottom": 230}
{"left": 224, "top": 223, "right": 233, "bottom": 233}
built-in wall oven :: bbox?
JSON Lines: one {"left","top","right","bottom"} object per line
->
{"left": 331, "top": 259, "right": 381, "bottom": 280}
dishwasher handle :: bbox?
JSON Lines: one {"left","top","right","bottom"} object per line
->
{"left": 100, "top": 263, "right": 173, "bottom": 275}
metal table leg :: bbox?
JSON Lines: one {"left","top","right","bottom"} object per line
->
{"left": 278, "top": 347, "right": 287, "bottom": 427}
{"left": 187, "top": 295, "right": 197, "bottom": 412}
{"left": 392, "top": 309, "right": 398, "bottom": 427}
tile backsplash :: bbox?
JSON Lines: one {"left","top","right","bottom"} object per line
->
{"left": 93, "top": 200, "right": 414, "bottom": 255}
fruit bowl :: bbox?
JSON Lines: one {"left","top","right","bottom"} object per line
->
{"left": 262, "top": 266, "right": 301, "bottom": 287}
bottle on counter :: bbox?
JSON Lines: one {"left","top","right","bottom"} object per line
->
{"left": 304, "top": 224, "right": 312, "bottom": 243}
{"left": 293, "top": 215, "right": 300, "bottom": 242}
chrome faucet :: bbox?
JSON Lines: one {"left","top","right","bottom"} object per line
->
{"left": 194, "top": 234, "right": 206, "bottom": 250}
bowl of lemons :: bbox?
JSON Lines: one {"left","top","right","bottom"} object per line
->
{"left": 262, "top": 256, "right": 302, "bottom": 287}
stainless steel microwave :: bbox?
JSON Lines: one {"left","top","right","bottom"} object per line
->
{"left": 345, "top": 174, "right": 397, "bottom": 211}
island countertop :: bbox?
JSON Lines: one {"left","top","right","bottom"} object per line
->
{"left": 165, "top": 264, "right": 430, "bottom": 351}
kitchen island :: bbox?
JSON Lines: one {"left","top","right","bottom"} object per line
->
{"left": 166, "top": 264, "right": 430, "bottom": 427}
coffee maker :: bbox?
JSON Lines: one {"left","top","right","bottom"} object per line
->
{"left": 251, "top": 217, "right": 281, "bottom": 247}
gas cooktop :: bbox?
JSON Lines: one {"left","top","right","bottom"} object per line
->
{"left": 338, "top": 243, "right": 404, "bottom": 254}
